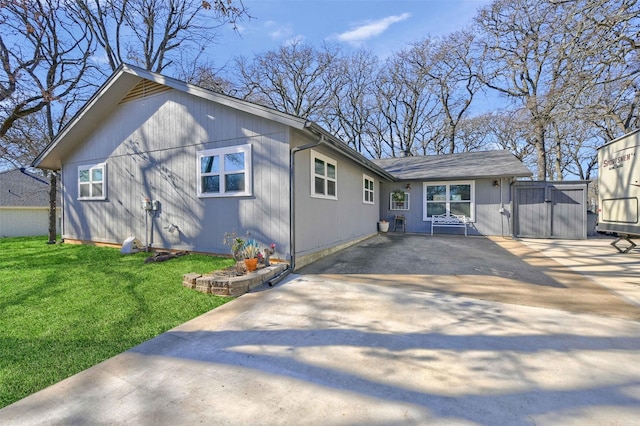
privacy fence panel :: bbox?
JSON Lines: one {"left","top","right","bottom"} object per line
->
{"left": 513, "top": 181, "right": 588, "bottom": 239}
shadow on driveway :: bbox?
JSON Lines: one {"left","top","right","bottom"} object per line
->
{"left": 298, "top": 233, "right": 640, "bottom": 321}
{"left": 3, "top": 234, "right": 640, "bottom": 425}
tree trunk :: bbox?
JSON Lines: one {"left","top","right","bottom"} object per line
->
{"left": 555, "top": 138, "right": 563, "bottom": 181}
{"left": 534, "top": 123, "right": 547, "bottom": 181}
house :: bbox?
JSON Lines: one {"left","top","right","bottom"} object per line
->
{"left": 32, "top": 64, "right": 395, "bottom": 269}
{"left": 0, "top": 168, "right": 61, "bottom": 237}
{"left": 32, "top": 64, "right": 533, "bottom": 270}
{"left": 375, "top": 151, "right": 532, "bottom": 235}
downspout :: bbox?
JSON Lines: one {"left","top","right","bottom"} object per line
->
{"left": 268, "top": 133, "right": 325, "bottom": 286}
{"left": 508, "top": 178, "right": 516, "bottom": 237}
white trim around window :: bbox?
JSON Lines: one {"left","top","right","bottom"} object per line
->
{"left": 423, "top": 180, "right": 475, "bottom": 221}
{"left": 310, "top": 150, "right": 337, "bottom": 200}
{"left": 390, "top": 191, "right": 410, "bottom": 210}
{"left": 363, "top": 174, "right": 375, "bottom": 204}
{"left": 197, "top": 144, "right": 252, "bottom": 197}
{"left": 78, "top": 163, "right": 107, "bottom": 200}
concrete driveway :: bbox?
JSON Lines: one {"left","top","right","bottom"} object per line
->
{"left": 1, "top": 234, "right": 640, "bottom": 425}
{"left": 298, "top": 233, "right": 640, "bottom": 320}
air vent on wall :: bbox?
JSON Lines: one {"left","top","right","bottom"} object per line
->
{"left": 119, "top": 80, "right": 171, "bottom": 104}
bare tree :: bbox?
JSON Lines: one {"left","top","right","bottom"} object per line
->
{"left": 179, "top": 61, "right": 235, "bottom": 94}
{"left": 72, "top": 0, "right": 249, "bottom": 74}
{"left": 481, "top": 110, "right": 537, "bottom": 170}
{"left": 419, "top": 30, "right": 481, "bottom": 154}
{"left": 0, "top": 1, "right": 95, "bottom": 139}
{"left": 476, "top": 0, "right": 640, "bottom": 180}
{"left": 477, "top": 0, "right": 571, "bottom": 179}
{"left": 454, "top": 114, "right": 499, "bottom": 153}
{"left": 325, "top": 49, "right": 381, "bottom": 157}
{"left": 234, "top": 41, "right": 344, "bottom": 122}
{"left": 0, "top": 112, "right": 49, "bottom": 170}
{"left": 1, "top": 0, "right": 96, "bottom": 243}
{"left": 374, "top": 45, "right": 438, "bottom": 157}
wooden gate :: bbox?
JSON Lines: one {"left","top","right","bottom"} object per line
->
{"left": 513, "top": 181, "right": 588, "bottom": 239}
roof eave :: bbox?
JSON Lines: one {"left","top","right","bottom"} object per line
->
{"left": 304, "top": 122, "right": 396, "bottom": 181}
{"left": 33, "top": 63, "right": 309, "bottom": 170}
{"left": 396, "top": 172, "right": 532, "bottom": 181}
{"left": 32, "top": 64, "right": 138, "bottom": 170}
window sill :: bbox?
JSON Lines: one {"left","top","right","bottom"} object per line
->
{"left": 198, "top": 192, "right": 253, "bottom": 198}
{"left": 311, "top": 194, "right": 338, "bottom": 201}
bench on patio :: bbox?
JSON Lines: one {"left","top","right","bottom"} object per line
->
{"left": 430, "top": 214, "right": 468, "bottom": 236}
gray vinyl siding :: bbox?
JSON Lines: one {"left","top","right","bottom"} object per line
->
{"left": 379, "top": 183, "right": 423, "bottom": 232}
{"left": 474, "top": 179, "right": 512, "bottom": 236}
{"left": 293, "top": 137, "right": 379, "bottom": 257}
{"left": 379, "top": 178, "right": 513, "bottom": 236}
{"left": 61, "top": 89, "right": 290, "bottom": 256}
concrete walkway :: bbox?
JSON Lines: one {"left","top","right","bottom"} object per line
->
{"left": 1, "top": 235, "right": 640, "bottom": 425}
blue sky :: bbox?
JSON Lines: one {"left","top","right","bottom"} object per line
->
{"left": 211, "top": 0, "right": 493, "bottom": 63}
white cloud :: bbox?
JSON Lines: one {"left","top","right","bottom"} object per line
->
{"left": 335, "top": 13, "right": 411, "bottom": 45}
{"left": 268, "top": 23, "right": 294, "bottom": 41}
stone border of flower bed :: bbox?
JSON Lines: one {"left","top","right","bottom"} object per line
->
{"left": 183, "top": 263, "right": 289, "bottom": 297}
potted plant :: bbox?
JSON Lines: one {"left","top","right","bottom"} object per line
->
{"left": 378, "top": 219, "right": 389, "bottom": 233}
{"left": 242, "top": 239, "right": 260, "bottom": 271}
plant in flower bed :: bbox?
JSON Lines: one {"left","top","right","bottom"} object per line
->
{"left": 0, "top": 236, "right": 234, "bottom": 409}
{"left": 242, "top": 239, "right": 260, "bottom": 259}
{"left": 222, "top": 233, "right": 266, "bottom": 274}
{"left": 223, "top": 231, "right": 246, "bottom": 261}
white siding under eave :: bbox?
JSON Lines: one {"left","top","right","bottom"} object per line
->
{"left": 61, "top": 89, "right": 290, "bottom": 257}
{"left": 0, "top": 207, "right": 61, "bottom": 237}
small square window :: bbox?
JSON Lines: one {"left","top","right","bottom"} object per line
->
{"left": 390, "top": 191, "right": 409, "bottom": 210}
{"left": 78, "top": 163, "right": 106, "bottom": 200}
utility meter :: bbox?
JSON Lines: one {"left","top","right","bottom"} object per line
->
{"left": 151, "top": 200, "right": 159, "bottom": 211}
{"left": 142, "top": 199, "right": 152, "bottom": 210}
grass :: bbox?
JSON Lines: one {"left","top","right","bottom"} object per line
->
{"left": 0, "top": 236, "right": 235, "bottom": 409}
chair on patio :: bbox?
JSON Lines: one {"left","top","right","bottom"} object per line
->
{"left": 393, "top": 215, "right": 406, "bottom": 232}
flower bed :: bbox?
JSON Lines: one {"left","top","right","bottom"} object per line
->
{"left": 183, "top": 263, "right": 288, "bottom": 297}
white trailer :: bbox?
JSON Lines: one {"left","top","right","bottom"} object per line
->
{"left": 597, "top": 129, "right": 640, "bottom": 252}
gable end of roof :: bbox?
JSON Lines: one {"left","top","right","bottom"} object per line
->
{"left": 119, "top": 80, "right": 172, "bottom": 104}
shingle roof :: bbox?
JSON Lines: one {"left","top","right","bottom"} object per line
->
{"left": 0, "top": 169, "right": 55, "bottom": 207}
{"left": 372, "top": 150, "right": 532, "bottom": 180}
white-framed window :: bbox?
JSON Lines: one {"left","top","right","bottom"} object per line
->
{"left": 363, "top": 175, "right": 375, "bottom": 204}
{"left": 198, "top": 144, "right": 252, "bottom": 197}
{"left": 78, "top": 163, "right": 107, "bottom": 200}
{"left": 311, "top": 150, "right": 337, "bottom": 199}
{"left": 390, "top": 191, "right": 410, "bottom": 210}
{"left": 423, "top": 181, "right": 475, "bottom": 221}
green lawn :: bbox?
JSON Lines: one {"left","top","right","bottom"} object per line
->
{"left": 0, "top": 236, "right": 234, "bottom": 409}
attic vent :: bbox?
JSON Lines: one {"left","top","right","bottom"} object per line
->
{"left": 119, "top": 80, "right": 171, "bottom": 104}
